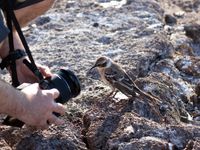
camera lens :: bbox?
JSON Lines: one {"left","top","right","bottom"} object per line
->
{"left": 57, "top": 69, "right": 81, "bottom": 97}
{"left": 47, "top": 69, "right": 81, "bottom": 104}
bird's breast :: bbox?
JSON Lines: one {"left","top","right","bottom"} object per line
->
{"left": 98, "top": 68, "right": 112, "bottom": 86}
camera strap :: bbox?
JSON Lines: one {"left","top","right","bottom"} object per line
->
{"left": 3, "top": 0, "right": 44, "bottom": 87}
{"left": 2, "top": 0, "right": 45, "bottom": 127}
{"left": 4, "top": 0, "right": 19, "bottom": 87}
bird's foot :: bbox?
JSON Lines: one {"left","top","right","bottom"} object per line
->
{"left": 104, "top": 90, "right": 117, "bottom": 99}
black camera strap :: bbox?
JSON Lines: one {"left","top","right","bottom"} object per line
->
{"left": 2, "top": 0, "right": 44, "bottom": 127}
{"left": 5, "top": 0, "right": 19, "bottom": 87}
{"left": 3, "top": 0, "right": 44, "bottom": 86}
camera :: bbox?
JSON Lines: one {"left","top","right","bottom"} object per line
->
{"left": 3, "top": 68, "right": 81, "bottom": 127}
{"left": 39, "top": 68, "right": 81, "bottom": 104}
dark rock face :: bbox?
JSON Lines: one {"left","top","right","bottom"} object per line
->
{"left": 184, "top": 24, "right": 200, "bottom": 43}
{"left": 0, "top": 124, "right": 86, "bottom": 150}
{"left": 1, "top": 0, "right": 200, "bottom": 149}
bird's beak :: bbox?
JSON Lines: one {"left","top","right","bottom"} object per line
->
{"left": 90, "top": 64, "right": 97, "bottom": 71}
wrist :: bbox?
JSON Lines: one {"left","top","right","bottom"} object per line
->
{"left": 0, "top": 80, "right": 26, "bottom": 118}
{"left": 8, "top": 91, "right": 27, "bottom": 120}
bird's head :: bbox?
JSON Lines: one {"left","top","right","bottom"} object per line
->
{"left": 90, "top": 56, "right": 112, "bottom": 70}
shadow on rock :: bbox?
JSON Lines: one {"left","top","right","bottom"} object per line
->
{"left": 82, "top": 98, "right": 134, "bottom": 150}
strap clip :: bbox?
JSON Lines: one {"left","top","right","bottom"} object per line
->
{"left": 0, "top": 49, "right": 27, "bottom": 69}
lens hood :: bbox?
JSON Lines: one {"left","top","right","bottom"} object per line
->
{"left": 57, "top": 69, "right": 81, "bottom": 97}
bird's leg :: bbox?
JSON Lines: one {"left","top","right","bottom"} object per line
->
{"left": 111, "top": 90, "right": 119, "bottom": 98}
{"left": 105, "top": 88, "right": 119, "bottom": 100}
{"left": 106, "top": 89, "right": 115, "bottom": 98}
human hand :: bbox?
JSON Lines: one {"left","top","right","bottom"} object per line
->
{"left": 17, "top": 83, "right": 65, "bottom": 129}
{"left": 10, "top": 57, "right": 52, "bottom": 83}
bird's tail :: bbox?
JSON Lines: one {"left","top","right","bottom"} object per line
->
{"left": 132, "top": 83, "right": 161, "bottom": 103}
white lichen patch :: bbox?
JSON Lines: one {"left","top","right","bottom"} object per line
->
{"left": 97, "top": 0, "right": 127, "bottom": 9}
{"left": 113, "top": 92, "right": 129, "bottom": 102}
{"left": 124, "top": 125, "right": 134, "bottom": 134}
{"left": 181, "top": 59, "right": 192, "bottom": 69}
{"left": 176, "top": 78, "right": 194, "bottom": 97}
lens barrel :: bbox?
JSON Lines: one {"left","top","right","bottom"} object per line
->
{"left": 43, "top": 69, "right": 81, "bottom": 104}
{"left": 57, "top": 69, "right": 81, "bottom": 97}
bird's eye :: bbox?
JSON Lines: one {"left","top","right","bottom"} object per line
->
{"left": 99, "top": 62, "right": 107, "bottom": 67}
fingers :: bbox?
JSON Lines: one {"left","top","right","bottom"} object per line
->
{"left": 52, "top": 103, "right": 66, "bottom": 116}
{"left": 47, "top": 114, "right": 65, "bottom": 126}
{"left": 33, "top": 104, "right": 65, "bottom": 129}
{"left": 32, "top": 105, "right": 65, "bottom": 129}
{"left": 45, "top": 103, "right": 65, "bottom": 127}
{"left": 44, "top": 89, "right": 65, "bottom": 125}
{"left": 37, "top": 64, "right": 52, "bottom": 77}
{"left": 44, "top": 88, "right": 60, "bottom": 99}
{"left": 46, "top": 104, "right": 65, "bottom": 126}
{"left": 51, "top": 88, "right": 60, "bottom": 99}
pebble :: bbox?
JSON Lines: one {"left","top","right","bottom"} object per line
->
{"left": 97, "top": 36, "right": 112, "bottom": 44}
{"left": 164, "top": 14, "right": 177, "bottom": 25}
{"left": 164, "top": 25, "right": 173, "bottom": 33}
{"left": 93, "top": 22, "right": 99, "bottom": 27}
{"left": 173, "top": 11, "right": 185, "bottom": 18}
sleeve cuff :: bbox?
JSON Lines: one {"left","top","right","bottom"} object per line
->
{"left": 0, "top": 16, "right": 9, "bottom": 42}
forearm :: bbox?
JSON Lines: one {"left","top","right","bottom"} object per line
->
{"left": 0, "top": 0, "right": 56, "bottom": 58}
{"left": 0, "top": 32, "right": 51, "bottom": 84}
{"left": 0, "top": 79, "right": 25, "bottom": 118}
{"left": 0, "top": 32, "right": 24, "bottom": 59}
{"left": 0, "top": 81, "right": 65, "bottom": 128}
{"left": 15, "top": 0, "right": 55, "bottom": 27}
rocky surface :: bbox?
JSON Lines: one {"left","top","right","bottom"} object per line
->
{"left": 1, "top": 0, "right": 200, "bottom": 149}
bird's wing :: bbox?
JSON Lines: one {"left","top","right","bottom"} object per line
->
{"left": 104, "top": 67, "right": 135, "bottom": 93}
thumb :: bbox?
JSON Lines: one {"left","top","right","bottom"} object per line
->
{"left": 48, "top": 88, "right": 60, "bottom": 99}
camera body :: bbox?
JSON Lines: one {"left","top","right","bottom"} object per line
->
{"left": 3, "top": 68, "right": 81, "bottom": 127}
